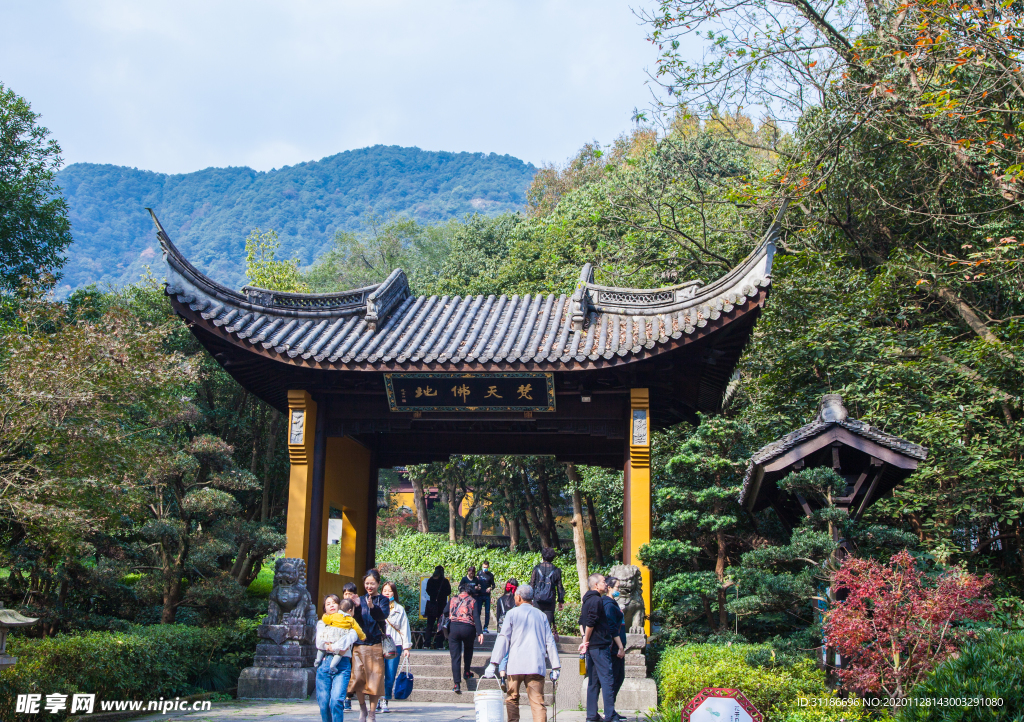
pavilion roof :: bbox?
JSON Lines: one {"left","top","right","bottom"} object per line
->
{"left": 153, "top": 209, "right": 781, "bottom": 371}
{"left": 739, "top": 394, "right": 928, "bottom": 512}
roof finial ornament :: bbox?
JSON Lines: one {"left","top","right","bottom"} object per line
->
{"left": 817, "top": 393, "right": 848, "bottom": 423}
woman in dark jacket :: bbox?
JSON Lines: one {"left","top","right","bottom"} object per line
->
{"left": 494, "top": 578, "right": 519, "bottom": 631}
{"left": 425, "top": 566, "right": 451, "bottom": 649}
{"left": 602, "top": 576, "right": 628, "bottom": 699}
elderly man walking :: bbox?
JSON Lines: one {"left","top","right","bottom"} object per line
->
{"left": 483, "top": 584, "right": 561, "bottom": 722}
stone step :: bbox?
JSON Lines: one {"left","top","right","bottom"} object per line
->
{"left": 410, "top": 675, "right": 554, "bottom": 692}
{"left": 405, "top": 688, "right": 554, "bottom": 705}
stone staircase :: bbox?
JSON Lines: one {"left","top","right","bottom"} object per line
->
{"left": 404, "top": 634, "right": 649, "bottom": 709}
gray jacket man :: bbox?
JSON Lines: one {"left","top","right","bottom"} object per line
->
{"left": 484, "top": 584, "right": 561, "bottom": 722}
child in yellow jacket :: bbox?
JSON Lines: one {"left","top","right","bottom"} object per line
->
{"left": 315, "top": 598, "right": 365, "bottom": 671}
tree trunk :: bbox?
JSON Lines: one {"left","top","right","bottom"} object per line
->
{"left": 261, "top": 410, "right": 282, "bottom": 521}
{"left": 585, "top": 495, "right": 605, "bottom": 566}
{"left": 520, "top": 512, "right": 538, "bottom": 551}
{"left": 566, "top": 465, "right": 589, "bottom": 598}
{"left": 411, "top": 477, "right": 430, "bottom": 534}
{"left": 521, "top": 476, "right": 551, "bottom": 548}
{"left": 505, "top": 514, "right": 520, "bottom": 552}
{"left": 161, "top": 539, "right": 189, "bottom": 624}
{"left": 445, "top": 485, "right": 462, "bottom": 543}
{"left": 716, "top": 523, "right": 728, "bottom": 629}
{"left": 700, "top": 593, "right": 716, "bottom": 629}
{"left": 537, "top": 467, "right": 561, "bottom": 548}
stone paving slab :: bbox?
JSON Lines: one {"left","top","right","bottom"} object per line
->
{"left": 129, "top": 698, "right": 650, "bottom": 722}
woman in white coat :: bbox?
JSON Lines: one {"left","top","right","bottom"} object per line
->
{"left": 378, "top": 581, "right": 412, "bottom": 713}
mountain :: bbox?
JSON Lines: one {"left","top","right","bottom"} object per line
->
{"left": 55, "top": 145, "right": 537, "bottom": 293}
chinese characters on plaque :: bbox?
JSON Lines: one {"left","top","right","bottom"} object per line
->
{"left": 385, "top": 373, "right": 556, "bottom": 412}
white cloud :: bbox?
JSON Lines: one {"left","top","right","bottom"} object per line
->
{"left": 1, "top": 0, "right": 667, "bottom": 173}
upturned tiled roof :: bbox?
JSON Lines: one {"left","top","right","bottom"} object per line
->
{"left": 739, "top": 395, "right": 928, "bottom": 505}
{"left": 153, "top": 208, "right": 781, "bottom": 369}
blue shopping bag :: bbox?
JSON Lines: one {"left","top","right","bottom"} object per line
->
{"left": 393, "top": 655, "right": 413, "bottom": 700}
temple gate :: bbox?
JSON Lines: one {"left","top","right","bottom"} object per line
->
{"left": 153, "top": 209, "right": 784, "bottom": 629}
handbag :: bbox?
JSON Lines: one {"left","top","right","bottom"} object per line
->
{"left": 382, "top": 618, "right": 400, "bottom": 660}
{"left": 393, "top": 655, "right": 414, "bottom": 700}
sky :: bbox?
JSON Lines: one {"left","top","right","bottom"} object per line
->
{"left": 1, "top": 1, "right": 668, "bottom": 175}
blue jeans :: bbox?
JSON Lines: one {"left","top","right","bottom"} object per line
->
{"left": 498, "top": 652, "right": 509, "bottom": 674}
{"left": 316, "top": 656, "right": 351, "bottom": 722}
{"left": 585, "top": 646, "right": 616, "bottom": 722}
{"left": 383, "top": 646, "right": 402, "bottom": 700}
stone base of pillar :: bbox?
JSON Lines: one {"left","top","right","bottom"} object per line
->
{"left": 613, "top": 677, "right": 659, "bottom": 711}
{"left": 237, "top": 667, "right": 315, "bottom": 699}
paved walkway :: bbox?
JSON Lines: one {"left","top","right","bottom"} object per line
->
{"left": 131, "top": 698, "right": 649, "bottom": 722}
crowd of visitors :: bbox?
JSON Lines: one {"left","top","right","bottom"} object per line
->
{"left": 313, "top": 551, "right": 629, "bottom": 722}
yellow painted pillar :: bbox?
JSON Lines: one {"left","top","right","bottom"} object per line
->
{"left": 284, "top": 390, "right": 318, "bottom": 562}
{"left": 627, "top": 388, "right": 652, "bottom": 635}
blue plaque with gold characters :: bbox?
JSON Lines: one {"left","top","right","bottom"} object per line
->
{"left": 384, "top": 372, "right": 555, "bottom": 412}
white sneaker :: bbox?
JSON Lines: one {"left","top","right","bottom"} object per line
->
{"left": 380, "top": 700, "right": 389, "bottom": 713}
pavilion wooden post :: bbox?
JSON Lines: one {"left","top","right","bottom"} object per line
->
{"left": 284, "top": 390, "right": 321, "bottom": 594}
{"left": 624, "top": 388, "right": 652, "bottom": 635}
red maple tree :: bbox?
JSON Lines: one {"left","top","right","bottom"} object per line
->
{"left": 823, "top": 550, "right": 992, "bottom": 703}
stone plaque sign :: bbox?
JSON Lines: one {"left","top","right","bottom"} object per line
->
{"left": 289, "top": 409, "right": 304, "bottom": 445}
{"left": 683, "top": 688, "right": 762, "bottom": 722}
{"left": 632, "top": 408, "right": 648, "bottom": 445}
{"left": 385, "top": 372, "right": 556, "bottom": 412}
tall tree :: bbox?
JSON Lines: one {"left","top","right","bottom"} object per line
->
{"left": 0, "top": 84, "right": 73, "bottom": 292}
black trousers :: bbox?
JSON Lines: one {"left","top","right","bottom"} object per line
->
{"left": 426, "top": 613, "right": 442, "bottom": 648}
{"left": 535, "top": 600, "right": 556, "bottom": 632}
{"left": 475, "top": 594, "right": 491, "bottom": 630}
{"left": 585, "top": 645, "right": 617, "bottom": 722}
{"left": 448, "top": 622, "right": 477, "bottom": 685}
{"left": 612, "top": 652, "right": 625, "bottom": 697}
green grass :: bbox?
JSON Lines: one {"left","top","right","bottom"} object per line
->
{"left": 246, "top": 565, "right": 274, "bottom": 598}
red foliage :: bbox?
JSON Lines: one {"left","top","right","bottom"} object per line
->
{"left": 823, "top": 550, "right": 992, "bottom": 701}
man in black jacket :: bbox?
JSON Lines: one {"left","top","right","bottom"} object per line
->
{"left": 477, "top": 559, "right": 495, "bottom": 631}
{"left": 578, "top": 573, "right": 618, "bottom": 722}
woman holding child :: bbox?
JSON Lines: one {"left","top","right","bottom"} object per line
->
{"left": 315, "top": 594, "right": 363, "bottom": 722}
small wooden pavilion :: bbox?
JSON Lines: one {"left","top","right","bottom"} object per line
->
{"left": 154, "top": 207, "right": 785, "bottom": 622}
{"left": 740, "top": 394, "right": 928, "bottom": 530}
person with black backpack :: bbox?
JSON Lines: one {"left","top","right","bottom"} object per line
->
{"left": 528, "top": 547, "right": 565, "bottom": 637}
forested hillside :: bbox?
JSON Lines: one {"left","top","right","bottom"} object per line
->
{"left": 54, "top": 145, "right": 536, "bottom": 292}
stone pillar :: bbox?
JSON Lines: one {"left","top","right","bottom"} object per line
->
{"left": 625, "top": 388, "right": 652, "bottom": 635}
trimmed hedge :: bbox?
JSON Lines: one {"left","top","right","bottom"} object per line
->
{"left": 377, "top": 531, "right": 585, "bottom": 635}
{"left": 377, "top": 531, "right": 582, "bottom": 602}
{"left": 654, "top": 643, "right": 871, "bottom": 722}
{"left": 899, "top": 632, "right": 1024, "bottom": 722}
{"left": 0, "top": 620, "right": 258, "bottom": 720}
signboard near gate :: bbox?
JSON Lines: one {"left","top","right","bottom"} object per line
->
{"left": 683, "top": 688, "right": 762, "bottom": 722}
{"left": 384, "top": 372, "right": 556, "bottom": 412}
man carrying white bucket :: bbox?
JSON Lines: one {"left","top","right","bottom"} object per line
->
{"left": 482, "top": 584, "right": 561, "bottom": 722}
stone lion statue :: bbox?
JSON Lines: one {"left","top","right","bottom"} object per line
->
{"left": 266, "top": 557, "right": 317, "bottom": 627}
{"left": 608, "top": 563, "right": 645, "bottom": 635}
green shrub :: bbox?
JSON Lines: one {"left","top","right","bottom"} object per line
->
{"left": 377, "top": 532, "right": 581, "bottom": 603}
{"left": 0, "top": 620, "right": 259, "bottom": 720}
{"left": 377, "top": 532, "right": 587, "bottom": 635}
{"left": 654, "top": 643, "right": 870, "bottom": 722}
{"left": 899, "top": 632, "right": 1024, "bottom": 722}
{"left": 246, "top": 565, "right": 274, "bottom": 598}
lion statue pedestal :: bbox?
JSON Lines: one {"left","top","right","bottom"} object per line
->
{"left": 605, "top": 564, "right": 658, "bottom": 711}
{"left": 238, "top": 558, "right": 319, "bottom": 699}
